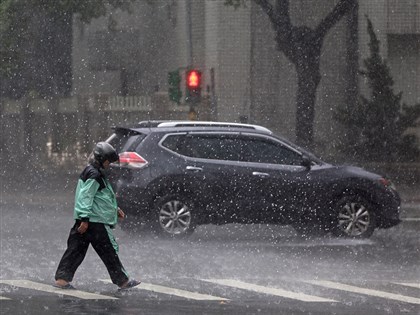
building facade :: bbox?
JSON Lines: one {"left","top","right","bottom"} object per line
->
{"left": 71, "top": 0, "right": 420, "bottom": 153}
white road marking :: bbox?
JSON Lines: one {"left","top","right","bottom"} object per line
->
{"left": 100, "top": 279, "right": 228, "bottom": 301}
{"left": 0, "top": 296, "right": 11, "bottom": 300}
{"left": 306, "top": 280, "right": 420, "bottom": 305}
{"left": 278, "top": 239, "right": 375, "bottom": 247}
{"left": 394, "top": 282, "right": 420, "bottom": 289}
{"left": 0, "top": 280, "right": 118, "bottom": 300}
{"left": 402, "top": 218, "right": 420, "bottom": 222}
{"left": 201, "top": 279, "right": 336, "bottom": 302}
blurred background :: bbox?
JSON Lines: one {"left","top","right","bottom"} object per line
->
{"left": 0, "top": 0, "right": 419, "bottom": 192}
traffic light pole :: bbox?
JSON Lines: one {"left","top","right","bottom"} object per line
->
{"left": 210, "top": 67, "right": 217, "bottom": 121}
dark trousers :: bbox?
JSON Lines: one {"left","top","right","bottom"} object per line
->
{"left": 55, "top": 221, "right": 129, "bottom": 286}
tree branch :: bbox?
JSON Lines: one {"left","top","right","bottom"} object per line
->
{"left": 253, "top": 0, "right": 292, "bottom": 32}
{"left": 315, "top": 0, "right": 356, "bottom": 39}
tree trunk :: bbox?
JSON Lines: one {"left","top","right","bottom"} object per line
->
{"left": 344, "top": 1, "right": 359, "bottom": 150}
{"left": 252, "top": 0, "right": 356, "bottom": 148}
{"left": 295, "top": 57, "right": 321, "bottom": 148}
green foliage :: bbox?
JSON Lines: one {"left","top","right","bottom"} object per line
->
{"left": 168, "top": 70, "right": 182, "bottom": 104}
{"left": 0, "top": 0, "right": 133, "bottom": 82}
{"left": 335, "top": 16, "right": 420, "bottom": 162}
{"left": 0, "top": 0, "right": 24, "bottom": 76}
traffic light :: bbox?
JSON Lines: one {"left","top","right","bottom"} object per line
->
{"left": 168, "top": 70, "right": 182, "bottom": 104}
{"left": 185, "top": 69, "right": 201, "bottom": 103}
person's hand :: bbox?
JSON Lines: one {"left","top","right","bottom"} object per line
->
{"left": 118, "top": 208, "right": 125, "bottom": 220}
{"left": 77, "top": 222, "right": 89, "bottom": 234}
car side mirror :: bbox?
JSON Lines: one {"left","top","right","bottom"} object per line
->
{"left": 301, "top": 155, "right": 312, "bottom": 170}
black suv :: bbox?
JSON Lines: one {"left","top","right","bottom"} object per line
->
{"left": 106, "top": 121, "right": 400, "bottom": 238}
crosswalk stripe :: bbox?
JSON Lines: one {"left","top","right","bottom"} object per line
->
{"left": 394, "top": 282, "right": 420, "bottom": 289}
{"left": 201, "top": 279, "right": 336, "bottom": 302}
{"left": 306, "top": 280, "right": 420, "bottom": 305}
{"left": 100, "top": 279, "right": 228, "bottom": 301}
{"left": 402, "top": 218, "right": 420, "bottom": 222}
{"left": 0, "top": 296, "right": 11, "bottom": 300}
{"left": 0, "top": 280, "right": 118, "bottom": 300}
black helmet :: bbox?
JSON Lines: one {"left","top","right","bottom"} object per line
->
{"left": 93, "top": 142, "right": 119, "bottom": 164}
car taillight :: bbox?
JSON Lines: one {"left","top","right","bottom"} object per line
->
{"left": 118, "top": 152, "right": 148, "bottom": 169}
{"left": 379, "top": 177, "right": 397, "bottom": 191}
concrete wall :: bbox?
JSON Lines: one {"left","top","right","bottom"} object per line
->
{"left": 204, "top": 1, "right": 251, "bottom": 122}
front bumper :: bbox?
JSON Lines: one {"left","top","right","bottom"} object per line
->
{"left": 374, "top": 188, "right": 401, "bottom": 229}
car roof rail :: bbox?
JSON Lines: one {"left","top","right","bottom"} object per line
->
{"left": 137, "top": 120, "right": 169, "bottom": 128}
{"left": 155, "top": 121, "right": 272, "bottom": 134}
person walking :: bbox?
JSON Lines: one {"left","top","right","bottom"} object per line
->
{"left": 54, "top": 142, "right": 140, "bottom": 290}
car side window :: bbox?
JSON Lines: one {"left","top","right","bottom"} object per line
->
{"left": 184, "top": 134, "right": 242, "bottom": 161}
{"left": 240, "top": 136, "right": 303, "bottom": 165}
{"left": 161, "top": 135, "right": 202, "bottom": 157}
{"left": 161, "top": 135, "right": 184, "bottom": 153}
{"left": 162, "top": 134, "right": 244, "bottom": 161}
{"left": 162, "top": 134, "right": 303, "bottom": 165}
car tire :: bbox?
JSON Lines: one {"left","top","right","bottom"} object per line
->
{"left": 330, "top": 195, "right": 376, "bottom": 238}
{"left": 153, "top": 194, "right": 196, "bottom": 238}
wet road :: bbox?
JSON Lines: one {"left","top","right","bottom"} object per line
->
{"left": 0, "top": 190, "right": 419, "bottom": 314}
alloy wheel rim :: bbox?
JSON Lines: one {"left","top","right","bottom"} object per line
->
{"left": 337, "top": 202, "right": 370, "bottom": 236}
{"left": 159, "top": 200, "right": 191, "bottom": 235}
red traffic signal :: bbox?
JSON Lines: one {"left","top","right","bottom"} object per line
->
{"left": 186, "top": 70, "right": 201, "bottom": 89}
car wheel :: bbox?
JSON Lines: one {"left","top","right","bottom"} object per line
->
{"left": 154, "top": 194, "right": 196, "bottom": 238}
{"left": 331, "top": 195, "right": 376, "bottom": 238}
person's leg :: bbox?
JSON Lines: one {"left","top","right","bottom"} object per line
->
{"left": 54, "top": 222, "right": 89, "bottom": 285}
{"left": 89, "top": 223, "right": 131, "bottom": 287}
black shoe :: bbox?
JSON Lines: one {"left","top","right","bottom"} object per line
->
{"left": 53, "top": 283, "right": 76, "bottom": 290}
{"left": 118, "top": 279, "right": 141, "bottom": 291}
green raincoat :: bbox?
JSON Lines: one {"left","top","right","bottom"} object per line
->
{"left": 73, "top": 175, "right": 118, "bottom": 226}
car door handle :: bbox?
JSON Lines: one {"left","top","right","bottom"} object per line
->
{"left": 252, "top": 172, "right": 270, "bottom": 177}
{"left": 186, "top": 166, "right": 203, "bottom": 172}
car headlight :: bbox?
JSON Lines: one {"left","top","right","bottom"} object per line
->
{"left": 378, "top": 177, "right": 397, "bottom": 191}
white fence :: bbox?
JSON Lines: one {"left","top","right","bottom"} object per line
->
{"left": 0, "top": 94, "right": 210, "bottom": 169}
{"left": 107, "top": 95, "right": 152, "bottom": 111}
